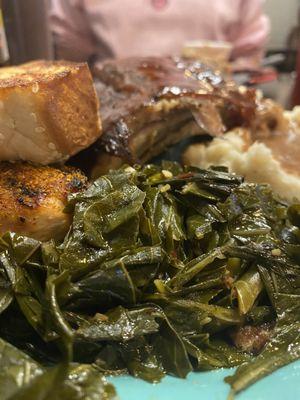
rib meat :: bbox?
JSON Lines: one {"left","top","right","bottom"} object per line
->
{"left": 71, "top": 57, "right": 257, "bottom": 177}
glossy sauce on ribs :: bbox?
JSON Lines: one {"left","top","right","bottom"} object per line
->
{"left": 72, "top": 57, "right": 257, "bottom": 176}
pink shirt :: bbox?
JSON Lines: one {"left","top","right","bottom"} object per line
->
{"left": 50, "top": 0, "right": 269, "bottom": 65}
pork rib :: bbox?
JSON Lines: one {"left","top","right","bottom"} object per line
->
{"left": 72, "top": 57, "right": 257, "bottom": 176}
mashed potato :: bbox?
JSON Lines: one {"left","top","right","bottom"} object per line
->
{"left": 183, "top": 108, "right": 300, "bottom": 203}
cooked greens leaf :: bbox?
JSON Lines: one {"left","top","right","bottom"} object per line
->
{"left": 76, "top": 306, "right": 160, "bottom": 342}
{"left": 0, "top": 338, "right": 43, "bottom": 400}
{"left": 232, "top": 265, "right": 263, "bottom": 315}
{"left": 9, "top": 364, "right": 117, "bottom": 400}
{"left": 0, "top": 252, "right": 15, "bottom": 314}
{"left": 83, "top": 184, "right": 145, "bottom": 248}
{"left": 0, "top": 162, "right": 299, "bottom": 399}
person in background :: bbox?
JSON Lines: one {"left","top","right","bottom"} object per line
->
{"left": 50, "top": 0, "right": 269, "bottom": 68}
{"left": 285, "top": 6, "right": 300, "bottom": 73}
{"left": 287, "top": 7, "right": 300, "bottom": 51}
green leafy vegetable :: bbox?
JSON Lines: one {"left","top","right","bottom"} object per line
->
{"left": 0, "top": 162, "right": 299, "bottom": 399}
{"left": 232, "top": 264, "right": 263, "bottom": 315}
{"left": 0, "top": 338, "right": 43, "bottom": 400}
{"left": 75, "top": 306, "right": 160, "bottom": 342}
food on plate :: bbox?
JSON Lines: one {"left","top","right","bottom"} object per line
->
{"left": 0, "top": 60, "right": 101, "bottom": 164}
{"left": 0, "top": 162, "right": 299, "bottom": 399}
{"left": 0, "top": 162, "right": 87, "bottom": 241}
{"left": 73, "top": 56, "right": 257, "bottom": 176}
{"left": 0, "top": 56, "right": 298, "bottom": 398}
{"left": 183, "top": 106, "right": 300, "bottom": 202}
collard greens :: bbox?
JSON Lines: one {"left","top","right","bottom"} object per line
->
{"left": 0, "top": 163, "right": 299, "bottom": 399}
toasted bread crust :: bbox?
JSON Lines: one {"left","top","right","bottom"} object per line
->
{"left": 0, "top": 60, "right": 101, "bottom": 164}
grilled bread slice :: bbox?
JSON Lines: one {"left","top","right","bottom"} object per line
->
{"left": 0, "top": 162, "right": 87, "bottom": 241}
{"left": 0, "top": 60, "right": 101, "bottom": 164}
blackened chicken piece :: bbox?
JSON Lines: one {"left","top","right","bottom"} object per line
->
{"left": 0, "top": 162, "right": 87, "bottom": 241}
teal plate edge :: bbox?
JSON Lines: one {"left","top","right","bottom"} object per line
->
{"left": 109, "top": 359, "right": 300, "bottom": 400}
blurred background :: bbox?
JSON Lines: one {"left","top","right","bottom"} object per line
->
{"left": 1, "top": 0, "right": 300, "bottom": 108}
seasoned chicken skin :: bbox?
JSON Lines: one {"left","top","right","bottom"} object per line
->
{"left": 0, "top": 162, "right": 87, "bottom": 241}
